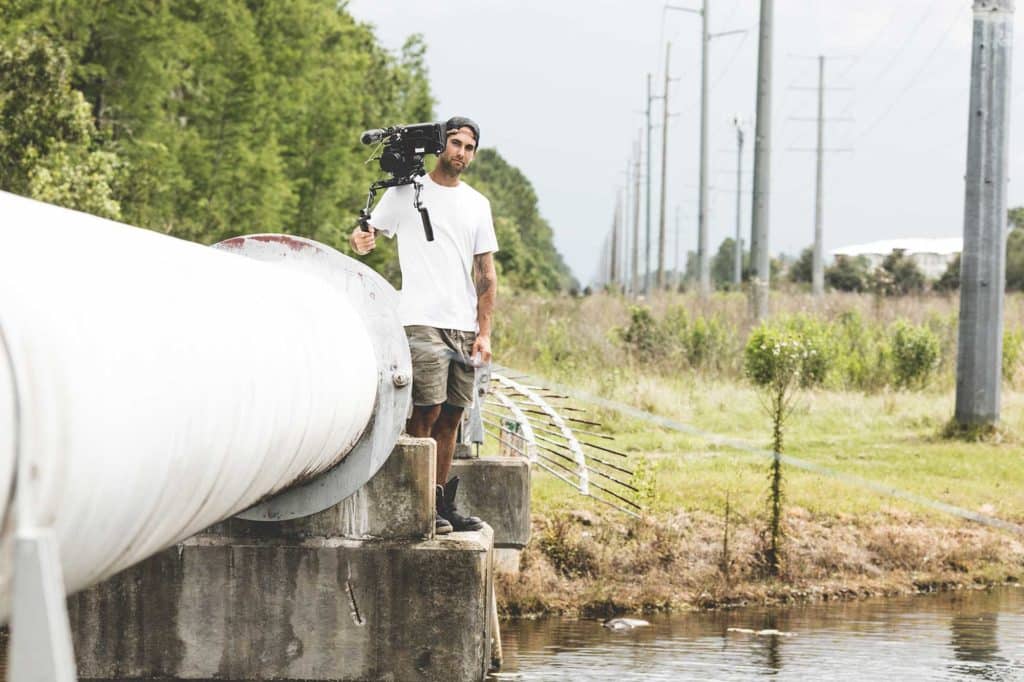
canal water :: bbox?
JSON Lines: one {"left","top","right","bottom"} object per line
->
{"left": 491, "top": 587, "right": 1024, "bottom": 680}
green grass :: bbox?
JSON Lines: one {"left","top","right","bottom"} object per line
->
{"left": 501, "top": 376, "right": 1024, "bottom": 525}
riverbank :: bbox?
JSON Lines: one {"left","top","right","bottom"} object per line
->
{"left": 488, "top": 291, "right": 1024, "bottom": 617}
{"left": 497, "top": 508, "right": 1024, "bottom": 617}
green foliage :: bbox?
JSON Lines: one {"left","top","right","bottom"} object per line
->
{"left": 825, "top": 255, "right": 871, "bottom": 292}
{"left": 789, "top": 247, "right": 813, "bottom": 284}
{"left": 0, "top": 35, "right": 121, "bottom": 218}
{"left": 711, "top": 237, "right": 745, "bottom": 289}
{"left": 0, "top": 2, "right": 572, "bottom": 292}
{"left": 1003, "top": 328, "right": 1024, "bottom": 385}
{"left": 618, "top": 306, "right": 662, "bottom": 361}
{"left": 870, "top": 250, "right": 926, "bottom": 296}
{"left": 934, "top": 254, "right": 961, "bottom": 293}
{"left": 826, "top": 311, "right": 892, "bottom": 392}
{"left": 462, "top": 148, "right": 574, "bottom": 292}
{"left": 891, "top": 321, "right": 940, "bottom": 389}
{"left": 1007, "top": 225, "right": 1024, "bottom": 292}
{"left": 744, "top": 323, "right": 827, "bottom": 392}
{"left": 743, "top": 320, "right": 827, "bottom": 578}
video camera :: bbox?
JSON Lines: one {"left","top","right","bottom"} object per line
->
{"left": 358, "top": 122, "right": 446, "bottom": 241}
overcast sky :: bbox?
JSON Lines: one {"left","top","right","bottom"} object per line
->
{"left": 348, "top": 0, "right": 1024, "bottom": 284}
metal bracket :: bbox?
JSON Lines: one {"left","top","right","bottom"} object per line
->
{"left": 213, "top": 235, "right": 411, "bottom": 521}
{"left": 9, "top": 528, "right": 77, "bottom": 682}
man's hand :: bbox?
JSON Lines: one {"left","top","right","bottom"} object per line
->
{"left": 471, "top": 334, "right": 492, "bottom": 365}
{"left": 350, "top": 226, "right": 376, "bottom": 256}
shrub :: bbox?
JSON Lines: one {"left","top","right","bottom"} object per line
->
{"left": 891, "top": 321, "right": 940, "bottom": 389}
{"left": 827, "top": 311, "right": 891, "bottom": 392}
{"left": 1004, "top": 328, "right": 1024, "bottom": 385}
{"left": 618, "top": 306, "right": 662, "bottom": 361}
{"left": 744, "top": 323, "right": 828, "bottom": 392}
{"left": 825, "top": 255, "right": 871, "bottom": 292}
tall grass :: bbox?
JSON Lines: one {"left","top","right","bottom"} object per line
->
{"left": 494, "top": 290, "right": 1024, "bottom": 393}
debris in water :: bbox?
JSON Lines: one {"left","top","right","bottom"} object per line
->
{"left": 727, "top": 627, "right": 796, "bottom": 637}
{"left": 603, "top": 618, "right": 651, "bottom": 630}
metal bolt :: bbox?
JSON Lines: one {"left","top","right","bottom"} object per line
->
{"left": 392, "top": 371, "right": 410, "bottom": 387}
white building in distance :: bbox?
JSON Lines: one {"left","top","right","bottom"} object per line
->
{"left": 829, "top": 237, "right": 962, "bottom": 280}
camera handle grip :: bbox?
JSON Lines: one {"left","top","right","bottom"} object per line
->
{"left": 412, "top": 178, "right": 434, "bottom": 242}
{"left": 419, "top": 208, "right": 434, "bottom": 242}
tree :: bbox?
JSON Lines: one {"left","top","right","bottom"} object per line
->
{"left": 0, "top": 35, "right": 121, "bottom": 218}
{"left": 870, "top": 250, "right": 925, "bottom": 296}
{"left": 1008, "top": 210, "right": 1024, "bottom": 291}
{"left": 934, "top": 254, "right": 961, "bottom": 293}
{"left": 825, "top": 255, "right": 870, "bottom": 292}
{"left": 710, "top": 237, "right": 746, "bottom": 289}
{"left": 788, "top": 247, "right": 813, "bottom": 284}
{"left": 743, "top": 323, "right": 826, "bottom": 576}
{"left": 462, "top": 148, "right": 574, "bottom": 291}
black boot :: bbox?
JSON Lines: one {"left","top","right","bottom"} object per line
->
{"left": 434, "top": 485, "right": 453, "bottom": 535}
{"left": 439, "top": 476, "right": 484, "bottom": 532}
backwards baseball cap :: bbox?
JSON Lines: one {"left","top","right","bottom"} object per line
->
{"left": 445, "top": 116, "right": 480, "bottom": 145}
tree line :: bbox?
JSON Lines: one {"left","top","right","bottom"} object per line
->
{"left": 674, "top": 214, "right": 1024, "bottom": 295}
{"left": 0, "top": 0, "right": 572, "bottom": 292}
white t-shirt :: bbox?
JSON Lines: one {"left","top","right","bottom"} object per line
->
{"left": 370, "top": 174, "right": 498, "bottom": 332}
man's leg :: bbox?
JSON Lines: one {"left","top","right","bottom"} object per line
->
{"left": 430, "top": 402, "right": 463, "bottom": 486}
{"left": 406, "top": 404, "right": 442, "bottom": 438}
{"left": 433, "top": 402, "right": 484, "bottom": 532}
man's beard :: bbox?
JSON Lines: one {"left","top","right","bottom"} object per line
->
{"left": 438, "top": 155, "right": 464, "bottom": 177}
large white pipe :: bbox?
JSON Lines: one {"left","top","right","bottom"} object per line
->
{"left": 0, "top": 191, "right": 378, "bottom": 620}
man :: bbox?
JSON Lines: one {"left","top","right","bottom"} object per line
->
{"left": 349, "top": 116, "right": 497, "bottom": 536}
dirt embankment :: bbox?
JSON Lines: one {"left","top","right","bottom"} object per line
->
{"left": 496, "top": 509, "right": 1024, "bottom": 618}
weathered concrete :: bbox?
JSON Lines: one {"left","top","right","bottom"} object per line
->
{"left": 66, "top": 437, "right": 496, "bottom": 681}
{"left": 450, "top": 458, "right": 530, "bottom": 576}
{"left": 210, "top": 436, "right": 436, "bottom": 541}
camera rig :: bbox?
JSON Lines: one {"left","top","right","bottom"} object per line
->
{"left": 358, "top": 122, "right": 446, "bottom": 242}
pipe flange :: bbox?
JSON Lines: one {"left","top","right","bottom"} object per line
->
{"left": 212, "top": 235, "right": 411, "bottom": 521}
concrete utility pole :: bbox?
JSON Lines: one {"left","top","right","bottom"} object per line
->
{"left": 750, "top": 0, "right": 773, "bottom": 319}
{"left": 658, "top": 43, "right": 672, "bottom": 290}
{"left": 610, "top": 192, "right": 620, "bottom": 286}
{"left": 644, "top": 74, "right": 654, "bottom": 295}
{"left": 813, "top": 55, "right": 825, "bottom": 297}
{"left": 632, "top": 135, "right": 642, "bottom": 296}
{"left": 955, "top": 0, "right": 1015, "bottom": 427}
{"left": 698, "top": 3, "right": 710, "bottom": 296}
{"left": 733, "top": 117, "right": 744, "bottom": 286}
{"left": 667, "top": 1, "right": 745, "bottom": 298}
{"left": 674, "top": 206, "right": 682, "bottom": 290}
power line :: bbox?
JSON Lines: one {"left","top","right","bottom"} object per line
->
{"left": 851, "top": 4, "right": 965, "bottom": 144}
{"left": 837, "top": 0, "right": 953, "bottom": 120}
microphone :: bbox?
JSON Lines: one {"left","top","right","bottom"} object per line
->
{"left": 360, "top": 128, "right": 387, "bottom": 145}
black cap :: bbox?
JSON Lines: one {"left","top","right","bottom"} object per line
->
{"left": 445, "top": 116, "right": 480, "bottom": 146}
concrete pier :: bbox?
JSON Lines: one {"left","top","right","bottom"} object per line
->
{"left": 65, "top": 437, "right": 496, "bottom": 681}
{"left": 451, "top": 457, "right": 531, "bottom": 575}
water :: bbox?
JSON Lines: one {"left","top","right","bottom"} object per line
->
{"left": 492, "top": 587, "right": 1024, "bottom": 681}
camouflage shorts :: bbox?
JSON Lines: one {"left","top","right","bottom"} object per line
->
{"left": 404, "top": 325, "right": 476, "bottom": 408}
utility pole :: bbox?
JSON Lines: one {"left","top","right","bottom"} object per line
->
{"left": 610, "top": 192, "right": 620, "bottom": 287}
{"left": 644, "top": 74, "right": 654, "bottom": 295}
{"left": 674, "top": 206, "right": 681, "bottom": 291}
{"left": 955, "top": 0, "right": 1014, "bottom": 428}
{"left": 750, "top": 0, "right": 773, "bottom": 319}
{"left": 787, "top": 55, "right": 853, "bottom": 297}
{"left": 632, "top": 134, "right": 642, "bottom": 296}
{"left": 733, "top": 117, "right": 744, "bottom": 286}
{"left": 667, "top": 1, "right": 745, "bottom": 298}
{"left": 812, "top": 55, "right": 825, "bottom": 297}
{"left": 698, "top": 2, "right": 710, "bottom": 297}
{"left": 657, "top": 43, "right": 672, "bottom": 290}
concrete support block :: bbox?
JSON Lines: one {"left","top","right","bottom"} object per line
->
{"left": 449, "top": 458, "right": 530, "bottom": 551}
{"left": 208, "top": 436, "right": 436, "bottom": 541}
{"left": 68, "top": 528, "right": 493, "bottom": 681}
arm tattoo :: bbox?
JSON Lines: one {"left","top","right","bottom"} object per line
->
{"left": 474, "top": 254, "right": 495, "bottom": 297}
